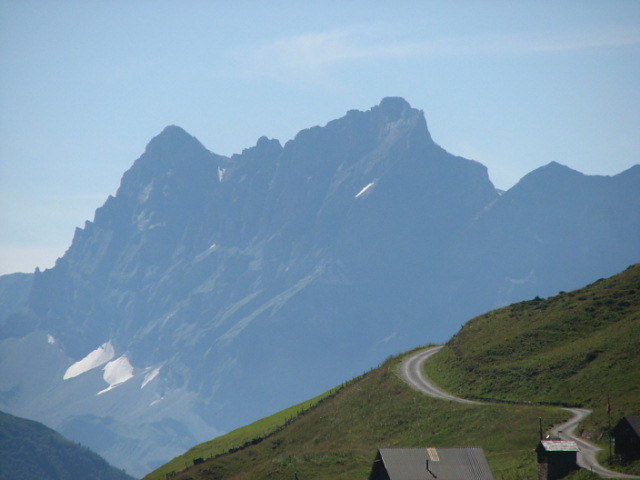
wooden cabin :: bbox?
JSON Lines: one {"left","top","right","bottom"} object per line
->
{"left": 612, "top": 415, "right": 640, "bottom": 462}
{"left": 536, "top": 440, "right": 579, "bottom": 480}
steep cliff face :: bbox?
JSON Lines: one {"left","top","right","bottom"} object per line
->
{"left": 1, "top": 98, "right": 638, "bottom": 476}
{"left": 28, "top": 126, "right": 224, "bottom": 357}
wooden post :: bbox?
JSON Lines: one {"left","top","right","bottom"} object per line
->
{"left": 539, "top": 417, "right": 543, "bottom": 440}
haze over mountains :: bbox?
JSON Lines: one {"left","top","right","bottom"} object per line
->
{"left": 0, "top": 98, "right": 638, "bottom": 477}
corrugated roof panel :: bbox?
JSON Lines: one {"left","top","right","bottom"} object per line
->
{"left": 378, "top": 447, "right": 494, "bottom": 480}
{"left": 540, "top": 440, "right": 579, "bottom": 452}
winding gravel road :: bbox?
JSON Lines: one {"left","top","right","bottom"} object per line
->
{"left": 399, "top": 346, "right": 640, "bottom": 479}
{"left": 399, "top": 346, "right": 483, "bottom": 405}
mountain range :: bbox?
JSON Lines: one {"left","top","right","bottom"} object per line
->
{"left": 0, "top": 97, "right": 638, "bottom": 477}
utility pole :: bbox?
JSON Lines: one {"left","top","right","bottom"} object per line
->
{"left": 539, "top": 417, "right": 543, "bottom": 440}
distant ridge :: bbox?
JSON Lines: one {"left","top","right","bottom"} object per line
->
{"left": 0, "top": 410, "right": 134, "bottom": 480}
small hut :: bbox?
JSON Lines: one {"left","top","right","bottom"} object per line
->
{"left": 536, "top": 440, "right": 579, "bottom": 480}
{"left": 612, "top": 416, "right": 640, "bottom": 462}
{"left": 368, "top": 446, "right": 494, "bottom": 480}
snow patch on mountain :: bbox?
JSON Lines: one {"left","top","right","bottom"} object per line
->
{"left": 63, "top": 341, "right": 115, "bottom": 380}
{"left": 141, "top": 366, "right": 161, "bottom": 389}
{"left": 195, "top": 243, "right": 218, "bottom": 262}
{"left": 98, "top": 355, "right": 134, "bottom": 395}
{"left": 355, "top": 182, "right": 375, "bottom": 198}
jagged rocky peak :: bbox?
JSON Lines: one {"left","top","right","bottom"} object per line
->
{"left": 145, "top": 124, "right": 200, "bottom": 153}
{"left": 346, "top": 96, "right": 425, "bottom": 128}
{"left": 256, "top": 135, "right": 281, "bottom": 150}
{"left": 235, "top": 135, "right": 283, "bottom": 160}
{"left": 135, "top": 124, "right": 214, "bottom": 171}
{"left": 290, "top": 97, "right": 435, "bottom": 159}
{"left": 373, "top": 96, "right": 435, "bottom": 147}
{"left": 376, "top": 96, "right": 413, "bottom": 120}
{"left": 114, "top": 125, "right": 218, "bottom": 201}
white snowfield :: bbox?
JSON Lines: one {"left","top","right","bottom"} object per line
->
{"left": 62, "top": 340, "right": 162, "bottom": 396}
{"left": 142, "top": 366, "right": 161, "bottom": 389}
{"left": 98, "top": 355, "right": 135, "bottom": 395}
{"left": 63, "top": 341, "right": 115, "bottom": 380}
{"left": 355, "top": 182, "right": 375, "bottom": 198}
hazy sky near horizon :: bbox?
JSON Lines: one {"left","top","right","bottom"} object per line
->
{"left": 1, "top": 1, "right": 639, "bottom": 275}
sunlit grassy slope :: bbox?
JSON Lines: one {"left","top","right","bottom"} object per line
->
{"left": 142, "top": 389, "right": 338, "bottom": 480}
{"left": 145, "top": 356, "right": 567, "bottom": 480}
{"left": 144, "top": 264, "right": 639, "bottom": 480}
{"left": 426, "top": 264, "right": 640, "bottom": 440}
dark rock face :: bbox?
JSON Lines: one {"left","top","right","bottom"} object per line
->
{"left": 0, "top": 98, "right": 638, "bottom": 476}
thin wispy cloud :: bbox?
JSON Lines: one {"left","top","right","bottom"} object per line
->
{"left": 242, "top": 26, "right": 410, "bottom": 83}
{"left": 241, "top": 24, "right": 640, "bottom": 83}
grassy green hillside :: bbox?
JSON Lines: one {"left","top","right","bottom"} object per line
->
{"left": 144, "top": 388, "right": 338, "bottom": 479}
{"left": 144, "top": 264, "right": 639, "bottom": 480}
{"left": 425, "top": 264, "right": 640, "bottom": 443}
{"left": 145, "top": 357, "right": 567, "bottom": 480}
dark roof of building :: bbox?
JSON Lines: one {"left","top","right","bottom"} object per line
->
{"left": 625, "top": 416, "right": 640, "bottom": 436}
{"left": 615, "top": 416, "right": 640, "bottom": 437}
{"left": 376, "top": 447, "right": 494, "bottom": 480}
{"left": 537, "top": 440, "right": 580, "bottom": 452}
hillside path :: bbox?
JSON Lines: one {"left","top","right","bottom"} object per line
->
{"left": 399, "top": 346, "right": 640, "bottom": 479}
{"left": 399, "top": 346, "right": 483, "bottom": 405}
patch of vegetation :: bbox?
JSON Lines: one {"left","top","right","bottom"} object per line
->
{"left": 425, "top": 264, "right": 640, "bottom": 443}
{"left": 145, "top": 353, "right": 567, "bottom": 480}
{"left": 144, "top": 388, "right": 339, "bottom": 479}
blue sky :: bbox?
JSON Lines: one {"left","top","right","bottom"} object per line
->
{"left": 1, "top": 0, "right": 639, "bottom": 275}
